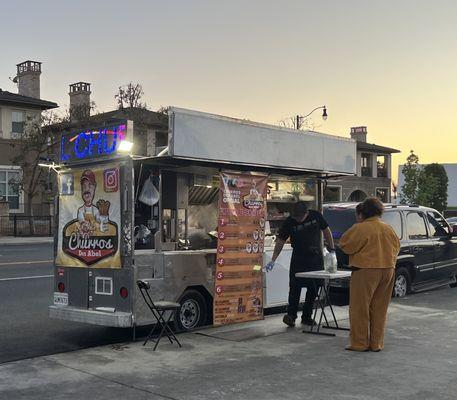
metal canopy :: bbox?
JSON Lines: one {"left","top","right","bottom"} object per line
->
{"left": 167, "top": 107, "right": 356, "bottom": 176}
{"left": 132, "top": 156, "right": 346, "bottom": 179}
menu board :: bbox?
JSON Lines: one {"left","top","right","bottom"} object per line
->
{"left": 214, "top": 172, "right": 268, "bottom": 325}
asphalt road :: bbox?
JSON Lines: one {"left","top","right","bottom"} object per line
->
{"left": 0, "top": 242, "right": 348, "bottom": 364}
{"left": 0, "top": 243, "right": 149, "bottom": 364}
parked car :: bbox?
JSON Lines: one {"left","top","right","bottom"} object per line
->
{"left": 447, "top": 217, "right": 457, "bottom": 227}
{"left": 323, "top": 203, "right": 457, "bottom": 297}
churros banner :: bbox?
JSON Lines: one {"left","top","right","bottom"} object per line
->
{"left": 214, "top": 172, "right": 268, "bottom": 325}
{"left": 55, "top": 163, "right": 121, "bottom": 268}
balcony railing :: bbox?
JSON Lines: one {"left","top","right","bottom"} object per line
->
{"left": 361, "top": 167, "right": 372, "bottom": 177}
{"left": 377, "top": 167, "right": 388, "bottom": 178}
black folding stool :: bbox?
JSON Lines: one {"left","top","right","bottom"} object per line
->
{"left": 137, "top": 280, "right": 182, "bottom": 351}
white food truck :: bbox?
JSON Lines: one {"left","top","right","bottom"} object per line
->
{"left": 49, "top": 107, "right": 356, "bottom": 331}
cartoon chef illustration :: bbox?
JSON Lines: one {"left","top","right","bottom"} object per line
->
{"left": 249, "top": 180, "right": 261, "bottom": 200}
{"left": 77, "top": 170, "right": 109, "bottom": 233}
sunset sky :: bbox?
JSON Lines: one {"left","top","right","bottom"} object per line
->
{"left": 1, "top": 0, "right": 456, "bottom": 182}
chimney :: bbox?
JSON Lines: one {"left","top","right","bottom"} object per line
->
{"left": 69, "top": 82, "right": 91, "bottom": 122}
{"left": 350, "top": 126, "right": 367, "bottom": 142}
{"left": 16, "top": 60, "right": 41, "bottom": 99}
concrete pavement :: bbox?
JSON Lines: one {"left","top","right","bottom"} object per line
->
{"left": 0, "top": 242, "right": 147, "bottom": 364}
{"left": 1, "top": 287, "right": 457, "bottom": 400}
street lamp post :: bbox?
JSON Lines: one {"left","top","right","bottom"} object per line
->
{"left": 296, "top": 106, "right": 327, "bottom": 130}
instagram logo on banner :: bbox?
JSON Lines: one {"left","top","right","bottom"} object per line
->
{"left": 103, "top": 168, "right": 119, "bottom": 192}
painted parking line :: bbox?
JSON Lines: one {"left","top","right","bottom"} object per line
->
{"left": 0, "top": 274, "right": 53, "bottom": 282}
{"left": 0, "top": 260, "right": 53, "bottom": 267}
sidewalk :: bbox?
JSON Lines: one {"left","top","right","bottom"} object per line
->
{"left": 1, "top": 288, "right": 456, "bottom": 400}
{"left": 0, "top": 236, "right": 53, "bottom": 245}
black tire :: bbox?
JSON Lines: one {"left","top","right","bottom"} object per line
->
{"left": 393, "top": 267, "right": 411, "bottom": 298}
{"left": 175, "top": 289, "right": 208, "bottom": 332}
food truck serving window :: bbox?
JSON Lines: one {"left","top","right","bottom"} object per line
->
{"left": 60, "top": 123, "right": 131, "bottom": 163}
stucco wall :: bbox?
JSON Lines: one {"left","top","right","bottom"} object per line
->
{"left": 327, "top": 176, "right": 392, "bottom": 202}
{"left": 0, "top": 106, "right": 40, "bottom": 139}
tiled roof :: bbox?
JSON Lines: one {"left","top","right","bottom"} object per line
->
{"left": 357, "top": 141, "right": 400, "bottom": 154}
{"left": 0, "top": 90, "right": 58, "bottom": 110}
{"left": 47, "top": 107, "right": 168, "bottom": 132}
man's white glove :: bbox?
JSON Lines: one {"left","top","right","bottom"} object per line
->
{"left": 265, "top": 261, "right": 275, "bottom": 272}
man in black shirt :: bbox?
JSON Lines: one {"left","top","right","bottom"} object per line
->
{"left": 267, "top": 201, "right": 335, "bottom": 327}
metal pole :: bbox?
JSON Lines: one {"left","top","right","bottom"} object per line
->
{"left": 296, "top": 115, "right": 300, "bottom": 130}
{"left": 13, "top": 215, "right": 17, "bottom": 237}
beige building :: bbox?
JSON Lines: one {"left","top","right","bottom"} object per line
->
{"left": 0, "top": 61, "right": 58, "bottom": 214}
{"left": 325, "top": 126, "right": 400, "bottom": 203}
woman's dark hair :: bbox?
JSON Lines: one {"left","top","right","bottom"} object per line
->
{"left": 292, "top": 201, "right": 308, "bottom": 219}
{"left": 355, "top": 203, "right": 363, "bottom": 215}
{"left": 358, "top": 197, "right": 384, "bottom": 219}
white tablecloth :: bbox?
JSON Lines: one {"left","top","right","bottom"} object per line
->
{"left": 295, "top": 270, "right": 352, "bottom": 280}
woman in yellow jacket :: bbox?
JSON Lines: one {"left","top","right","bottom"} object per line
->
{"left": 339, "top": 198, "right": 400, "bottom": 352}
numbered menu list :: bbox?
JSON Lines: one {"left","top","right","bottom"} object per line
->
{"left": 214, "top": 172, "right": 268, "bottom": 326}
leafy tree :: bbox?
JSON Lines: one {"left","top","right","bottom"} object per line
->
{"left": 115, "top": 82, "right": 146, "bottom": 109}
{"left": 400, "top": 150, "right": 420, "bottom": 204}
{"left": 400, "top": 151, "right": 448, "bottom": 212}
{"left": 421, "top": 163, "right": 448, "bottom": 212}
{"left": 66, "top": 101, "right": 97, "bottom": 123}
{"left": 416, "top": 171, "right": 439, "bottom": 208}
{"left": 9, "top": 112, "right": 64, "bottom": 232}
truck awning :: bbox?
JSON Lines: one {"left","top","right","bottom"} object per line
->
{"left": 166, "top": 107, "right": 356, "bottom": 176}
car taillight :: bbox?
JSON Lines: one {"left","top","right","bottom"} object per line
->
{"left": 58, "top": 282, "right": 65, "bottom": 293}
{"left": 120, "top": 287, "right": 128, "bottom": 298}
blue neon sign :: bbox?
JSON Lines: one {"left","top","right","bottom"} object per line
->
{"left": 60, "top": 124, "right": 126, "bottom": 163}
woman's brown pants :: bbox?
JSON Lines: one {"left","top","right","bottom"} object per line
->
{"left": 349, "top": 268, "right": 395, "bottom": 351}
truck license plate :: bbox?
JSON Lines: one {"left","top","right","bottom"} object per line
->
{"left": 54, "top": 292, "right": 68, "bottom": 306}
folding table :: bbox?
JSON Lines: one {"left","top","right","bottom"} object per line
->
{"left": 295, "top": 270, "right": 352, "bottom": 337}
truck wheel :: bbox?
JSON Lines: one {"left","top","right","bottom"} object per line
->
{"left": 393, "top": 267, "right": 411, "bottom": 298}
{"left": 175, "top": 290, "right": 208, "bottom": 331}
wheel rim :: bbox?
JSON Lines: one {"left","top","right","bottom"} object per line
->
{"left": 394, "top": 275, "right": 407, "bottom": 297}
{"left": 179, "top": 299, "right": 201, "bottom": 330}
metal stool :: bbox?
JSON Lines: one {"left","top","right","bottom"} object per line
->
{"left": 137, "top": 280, "right": 182, "bottom": 351}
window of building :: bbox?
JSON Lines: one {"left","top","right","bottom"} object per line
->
{"left": 381, "top": 211, "right": 402, "bottom": 239}
{"left": 323, "top": 186, "right": 341, "bottom": 203}
{"left": 11, "top": 111, "right": 25, "bottom": 138}
{"left": 0, "top": 168, "right": 22, "bottom": 212}
{"left": 426, "top": 212, "right": 450, "bottom": 237}
{"left": 377, "top": 155, "right": 387, "bottom": 177}
{"left": 406, "top": 212, "right": 428, "bottom": 240}
{"left": 375, "top": 187, "right": 389, "bottom": 202}
{"left": 360, "top": 153, "right": 372, "bottom": 177}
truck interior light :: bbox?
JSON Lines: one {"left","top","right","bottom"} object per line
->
{"left": 118, "top": 140, "right": 133, "bottom": 153}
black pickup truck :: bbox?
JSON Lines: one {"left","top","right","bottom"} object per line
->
{"left": 323, "top": 203, "right": 457, "bottom": 297}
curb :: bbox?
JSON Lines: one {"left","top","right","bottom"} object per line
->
{"left": 0, "top": 237, "right": 53, "bottom": 246}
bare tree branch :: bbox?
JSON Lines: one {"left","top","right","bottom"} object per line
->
{"left": 115, "top": 82, "right": 146, "bottom": 109}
